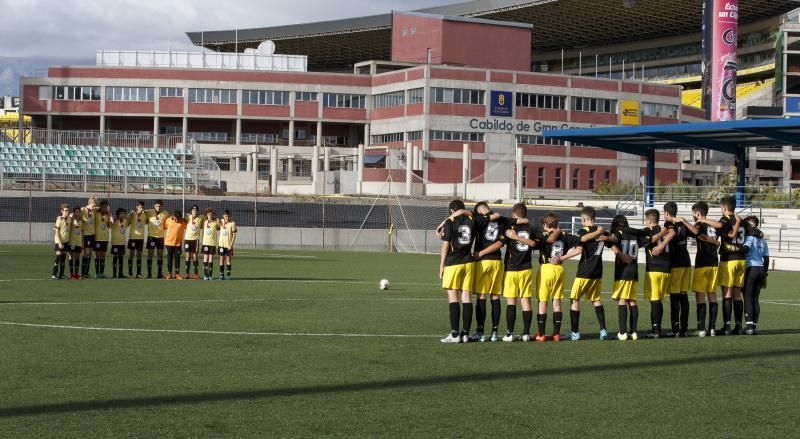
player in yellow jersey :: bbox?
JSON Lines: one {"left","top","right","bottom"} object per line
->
{"left": 52, "top": 203, "right": 71, "bottom": 279}
{"left": 79, "top": 196, "right": 99, "bottom": 278}
{"left": 127, "top": 201, "right": 148, "bottom": 278}
{"left": 68, "top": 207, "right": 85, "bottom": 279}
{"left": 145, "top": 199, "right": 170, "bottom": 279}
{"left": 92, "top": 200, "right": 112, "bottom": 278}
{"left": 110, "top": 208, "right": 129, "bottom": 278}
{"left": 201, "top": 208, "right": 221, "bottom": 280}
{"left": 217, "top": 209, "right": 238, "bottom": 280}
{"left": 183, "top": 205, "right": 203, "bottom": 279}
{"left": 164, "top": 211, "right": 187, "bottom": 279}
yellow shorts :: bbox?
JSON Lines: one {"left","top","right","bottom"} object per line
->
{"left": 537, "top": 264, "right": 565, "bottom": 302}
{"left": 693, "top": 267, "right": 718, "bottom": 294}
{"left": 442, "top": 262, "right": 475, "bottom": 292}
{"left": 502, "top": 269, "right": 533, "bottom": 299}
{"left": 719, "top": 260, "right": 746, "bottom": 288}
{"left": 612, "top": 280, "right": 638, "bottom": 301}
{"left": 570, "top": 278, "right": 602, "bottom": 302}
{"left": 670, "top": 267, "right": 691, "bottom": 294}
{"left": 644, "top": 272, "right": 670, "bottom": 301}
{"left": 474, "top": 259, "right": 504, "bottom": 296}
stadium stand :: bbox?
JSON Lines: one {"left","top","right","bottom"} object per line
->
{"left": 0, "top": 142, "right": 192, "bottom": 181}
{"left": 681, "top": 79, "right": 775, "bottom": 109}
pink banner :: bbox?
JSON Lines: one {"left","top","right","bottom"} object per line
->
{"left": 710, "top": 0, "right": 738, "bottom": 121}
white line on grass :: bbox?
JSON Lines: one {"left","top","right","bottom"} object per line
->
{"left": 0, "top": 321, "right": 438, "bottom": 339}
{"left": 763, "top": 301, "right": 800, "bottom": 307}
{"left": 0, "top": 297, "right": 442, "bottom": 306}
{"left": 0, "top": 279, "right": 441, "bottom": 286}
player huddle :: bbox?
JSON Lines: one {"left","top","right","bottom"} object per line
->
{"left": 52, "top": 197, "right": 238, "bottom": 281}
{"left": 437, "top": 196, "right": 770, "bottom": 343}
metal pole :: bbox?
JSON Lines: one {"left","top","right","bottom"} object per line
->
{"left": 595, "top": 54, "right": 599, "bottom": 78}
{"left": 28, "top": 142, "right": 32, "bottom": 243}
{"left": 254, "top": 147, "right": 258, "bottom": 248}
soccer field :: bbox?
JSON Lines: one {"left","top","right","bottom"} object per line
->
{"left": 0, "top": 245, "right": 798, "bottom": 437}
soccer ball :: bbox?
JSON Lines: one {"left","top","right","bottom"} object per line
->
{"left": 379, "top": 279, "right": 390, "bottom": 290}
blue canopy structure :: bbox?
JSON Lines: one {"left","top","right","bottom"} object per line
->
{"left": 544, "top": 118, "right": 800, "bottom": 207}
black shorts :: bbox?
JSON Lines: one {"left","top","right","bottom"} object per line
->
{"left": 183, "top": 240, "right": 198, "bottom": 253}
{"left": 54, "top": 243, "right": 67, "bottom": 252}
{"left": 94, "top": 241, "right": 108, "bottom": 252}
{"left": 128, "top": 239, "right": 144, "bottom": 251}
{"left": 111, "top": 245, "right": 126, "bottom": 255}
{"left": 82, "top": 235, "right": 94, "bottom": 249}
{"left": 218, "top": 247, "right": 232, "bottom": 257}
{"left": 69, "top": 244, "right": 82, "bottom": 253}
{"left": 202, "top": 245, "right": 216, "bottom": 255}
{"left": 147, "top": 237, "right": 165, "bottom": 250}
{"left": 166, "top": 245, "right": 182, "bottom": 254}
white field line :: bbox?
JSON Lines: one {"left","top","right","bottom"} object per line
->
{"left": 0, "top": 297, "right": 443, "bottom": 306}
{"left": 0, "top": 279, "right": 439, "bottom": 286}
{"left": 762, "top": 301, "right": 800, "bottom": 307}
{"left": 0, "top": 321, "right": 438, "bottom": 339}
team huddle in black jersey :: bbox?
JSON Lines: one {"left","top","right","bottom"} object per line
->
{"left": 436, "top": 195, "right": 770, "bottom": 343}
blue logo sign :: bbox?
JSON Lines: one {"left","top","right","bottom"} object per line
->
{"left": 490, "top": 91, "right": 513, "bottom": 117}
{"left": 787, "top": 97, "right": 800, "bottom": 114}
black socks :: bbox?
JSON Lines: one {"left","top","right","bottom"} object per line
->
{"left": 733, "top": 299, "right": 743, "bottom": 327}
{"left": 709, "top": 302, "right": 719, "bottom": 330}
{"left": 475, "top": 299, "right": 487, "bottom": 332}
{"left": 595, "top": 305, "right": 606, "bottom": 331}
{"left": 570, "top": 309, "right": 580, "bottom": 333}
{"left": 448, "top": 302, "right": 460, "bottom": 333}
{"left": 651, "top": 301, "right": 663, "bottom": 332}
{"left": 618, "top": 305, "right": 628, "bottom": 334}
{"left": 630, "top": 306, "right": 639, "bottom": 334}
{"left": 553, "top": 311, "right": 563, "bottom": 335}
{"left": 491, "top": 299, "right": 501, "bottom": 330}
{"left": 462, "top": 303, "right": 473, "bottom": 334}
{"left": 522, "top": 310, "right": 532, "bottom": 336}
{"left": 722, "top": 297, "right": 733, "bottom": 327}
{"left": 697, "top": 303, "right": 707, "bottom": 331}
{"left": 506, "top": 305, "right": 517, "bottom": 333}
{"left": 536, "top": 313, "right": 546, "bottom": 335}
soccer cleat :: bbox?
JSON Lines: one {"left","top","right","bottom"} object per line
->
{"left": 551, "top": 333, "right": 561, "bottom": 342}
{"left": 521, "top": 334, "right": 531, "bottom": 342}
{"left": 709, "top": 328, "right": 717, "bottom": 337}
{"left": 51, "top": 275, "right": 58, "bottom": 280}
{"left": 663, "top": 331, "right": 677, "bottom": 338}
{"left": 470, "top": 332, "right": 483, "bottom": 343}
{"left": 678, "top": 329, "right": 688, "bottom": 338}
{"left": 460, "top": 333, "right": 470, "bottom": 343}
{"left": 645, "top": 331, "right": 660, "bottom": 339}
{"left": 569, "top": 331, "right": 581, "bottom": 341}
{"left": 630, "top": 332, "right": 639, "bottom": 341}
{"left": 731, "top": 325, "right": 742, "bottom": 336}
{"left": 534, "top": 333, "right": 547, "bottom": 343}
{"left": 193, "top": 273, "right": 201, "bottom": 280}
{"left": 618, "top": 332, "right": 629, "bottom": 341}
{"left": 720, "top": 326, "right": 731, "bottom": 336}
{"left": 745, "top": 328, "right": 755, "bottom": 335}
{"left": 440, "top": 333, "right": 461, "bottom": 343}
{"left": 175, "top": 274, "right": 183, "bottom": 280}
{"left": 599, "top": 329, "right": 609, "bottom": 341}
{"left": 490, "top": 330, "right": 498, "bottom": 342}
{"left": 502, "top": 332, "right": 515, "bottom": 342}
{"left": 696, "top": 330, "right": 707, "bottom": 338}
{"left": 165, "top": 274, "right": 172, "bottom": 280}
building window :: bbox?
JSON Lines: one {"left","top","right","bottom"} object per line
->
{"left": 371, "top": 133, "right": 404, "bottom": 144}
{"left": 516, "top": 93, "right": 566, "bottom": 110}
{"left": 241, "top": 133, "right": 278, "bottom": 144}
{"left": 106, "top": 87, "right": 154, "bottom": 102}
{"left": 572, "top": 97, "right": 617, "bottom": 113}
{"left": 537, "top": 167, "right": 545, "bottom": 188}
{"left": 243, "top": 90, "right": 289, "bottom": 106}
{"left": 572, "top": 169, "right": 580, "bottom": 189}
{"left": 604, "top": 170, "right": 612, "bottom": 183}
{"left": 160, "top": 87, "right": 183, "bottom": 97}
{"left": 213, "top": 157, "right": 231, "bottom": 171}
{"left": 431, "top": 87, "right": 484, "bottom": 105}
{"left": 407, "top": 131, "right": 423, "bottom": 141}
{"left": 555, "top": 168, "right": 562, "bottom": 189}
{"left": 295, "top": 92, "right": 318, "bottom": 102}
{"left": 258, "top": 159, "right": 270, "bottom": 172}
{"left": 188, "top": 88, "right": 237, "bottom": 104}
{"left": 373, "top": 91, "right": 405, "bottom": 109}
{"left": 430, "top": 131, "right": 485, "bottom": 142}
{"left": 323, "top": 93, "right": 366, "bottom": 109}
{"left": 515, "top": 135, "right": 566, "bottom": 146}
{"left": 53, "top": 86, "right": 100, "bottom": 101}
{"left": 521, "top": 166, "right": 527, "bottom": 188}
{"left": 189, "top": 132, "right": 229, "bottom": 142}
{"left": 407, "top": 88, "right": 425, "bottom": 104}
{"left": 642, "top": 102, "right": 679, "bottom": 119}
{"left": 589, "top": 169, "right": 596, "bottom": 190}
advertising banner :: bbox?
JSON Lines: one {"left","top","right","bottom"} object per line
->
{"left": 710, "top": 0, "right": 738, "bottom": 121}
{"left": 621, "top": 100, "right": 641, "bottom": 125}
{"left": 489, "top": 91, "right": 513, "bottom": 117}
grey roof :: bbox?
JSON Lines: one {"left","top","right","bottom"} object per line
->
{"left": 186, "top": 0, "right": 800, "bottom": 71}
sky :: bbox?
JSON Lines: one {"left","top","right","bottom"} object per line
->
{"left": 0, "top": 0, "right": 442, "bottom": 58}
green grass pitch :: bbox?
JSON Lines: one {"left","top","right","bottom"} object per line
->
{"left": 0, "top": 245, "right": 798, "bottom": 437}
